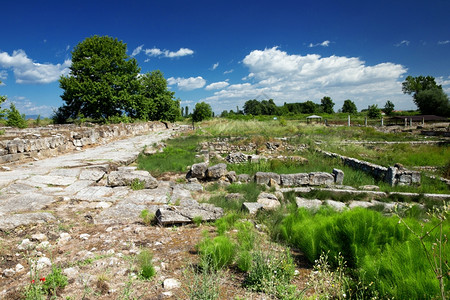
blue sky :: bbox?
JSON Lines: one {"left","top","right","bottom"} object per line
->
{"left": 0, "top": 0, "right": 449, "bottom": 117}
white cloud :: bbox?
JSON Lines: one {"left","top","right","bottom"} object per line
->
{"left": 0, "top": 70, "right": 7, "bottom": 81}
{"left": 203, "top": 47, "right": 412, "bottom": 112}
{"left": 224, "top": 69, "right": 234, "bottom": 74}
{"left": 438, "top": 40, "right": 450, "bottom": 45}
{"left": 0, "top": 49, "right": 71, "bottom": 84}
{"left": 167, "top": 76, "right": 206, "bottom": 90}
{"left": 142, "top": 47, "right": 194, "bottom": 58}
{"left": 131, "top": 44, "right": 144, "bottom": 57}
{"left": 394, "top": 40, "right": 410, "bottom": 47}
{"left": 205, "top": 81, "right": 229, "bottom": 90}
{"left": 211, "top": 62, "right": 219, "bottom": 70}
{"left": 437, "top": 76, "right": 450, "bottom": 94}
{"left": 309, "top": 40, "right": 331, "bottom": 48}
{"left": 2, "top": 96, "right": 54, "bottom": 116}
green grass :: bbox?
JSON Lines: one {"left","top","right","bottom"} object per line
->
{"left": 277, "top": 207, "right": 450, "bottom": 299}
{"left": 324, "top": 143, "right": 450, "bottom": 170}
{"left": 137, "top": 249, "right": 156, "bottom": 280}
{"left": 137, "top": 134, "right": 204, "bottom": 176}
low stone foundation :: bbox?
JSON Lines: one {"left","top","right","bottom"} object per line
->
{"left": 0, "top": 122, "right": 167, "bottom": 165}
{"left": 321, "top": 150, "right": 421, "bottom": 186}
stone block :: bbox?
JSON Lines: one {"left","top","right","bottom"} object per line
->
{"left": 295, "top": 197, "right": 322, "bottom": 211}
{"left": 206, "top": 163, "right": 227, "bottom": 180}
{"left": 308, "top": 172, "right": 334, "bottom": 186}
{"left": 280, "top": 173, "right": 309, "bottom": 186}
{"left": 188, "top": 162, "right": 208, "bottom": 179}
{"left": 242, "top": 202, "right": 264, "bottom": 214}
{"left": 255, "top": 172, "right": 281, "bottom": 185}
{"left": 332, "top": 168, "right": 344, "bottom": 185}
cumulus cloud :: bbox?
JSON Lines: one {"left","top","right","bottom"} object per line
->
{"left": 394, "top": 40, "right": 410, "bottom": 47}
{"left": 203, "top": 47, "right": 411, "bottom": 112}
{"left": 438, "top": 40, "right": 450, "bottom": 45}
{"left": 167, "top": 76, "right": 206, "bottom": 90}
{"left": 0, "top": 49, "right": 71, "bottom": 84}
{"left": 308, "top": 40, "right": 331, "bottom": 48}
{"left": 205, "top": 81, "right": 229, "bottom": 90}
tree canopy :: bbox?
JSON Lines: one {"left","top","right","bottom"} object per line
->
{"left": 57, "top": 35, "right": 180, "bottom": 123}
{"left": 383, "top": 100, "right": 395, "bottom": 115}
{"left": 192, "top": 102, "right": 212, "bottom": 122}
{"left": 402, "top": 75, "right": 449, "bottom": 116}
{"left": 367, "top": 104, "right": 382, "bottom": 119}
{"left": 320, "top": 96, "right": 335, "bottom": 114}
{"left": 341, "top": 99, "right": 357, "bottom": 114}
{"left": 6, "top": 103, "right": 27, "bottom": 128}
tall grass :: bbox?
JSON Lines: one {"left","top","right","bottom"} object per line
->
{"left": 276, "top": 207, "right": 450, "bottom": 299}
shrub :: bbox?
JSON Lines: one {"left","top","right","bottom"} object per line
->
{"left": 6, "top": 103, "right": 28, "bottom": 128}
{"left": 183, "top": 262, "right": 221, "bottom": 300}
{"left": 42, "top": 266, "right": 68, "bottom": 295}
{"left": 214, "top": 213, "right": 240, "bottom": 235}
{"left": 244, "top": 247, "right": 296, "bottom": 298}
{"left": 197, "top": 234, "right": 235, "bottom": 270}
{"left": 137, "top": 249, "right": 156, "bottom": 280}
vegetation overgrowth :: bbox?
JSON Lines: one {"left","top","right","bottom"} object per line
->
{"left": 275, "top": 207, "right": 449, "bottom": 299}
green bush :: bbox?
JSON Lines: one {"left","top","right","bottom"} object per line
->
{"left": 214, "top": 213, "right": 241, "bottom": 235}
{"left": 42, "top": 266, "right": 68, "bottom": 294}
{"left": 137, "top": 249, "right": 156, "bottom": 280}
{"left": 244, "top": 248, "right": 296, "bottom": 298}
{"left": 197, "top": 234, "right": 235, "bottom": 270}
{"left": 6, "top": 103, "right": 27, "bottom": 128}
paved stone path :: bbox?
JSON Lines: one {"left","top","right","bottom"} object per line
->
{"left": 0, "top": 128, "right": 195, "bottom": 231}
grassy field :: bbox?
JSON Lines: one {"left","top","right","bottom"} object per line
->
{"left": 136, "top": 118, "right": 450, "bottom": 299}
{"left": 139, "top": 119, "right": 449, "bottom": 193}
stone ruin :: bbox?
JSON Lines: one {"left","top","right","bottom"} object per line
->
{"left": 0, "top": 122, "right": 167, "bottom": 165}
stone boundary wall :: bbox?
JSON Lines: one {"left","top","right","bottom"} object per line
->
{"left": 200, "top": 138, "right": 308, "bottom": 154}
{"left": 0, "top": 122, "right": 167, "bottom": 165}
{"left": 321, "top": 150, "right": 421, "bottom": 186}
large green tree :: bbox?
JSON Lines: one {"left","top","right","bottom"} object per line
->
{"left": 58, "top": 35, "right": 141, "bottom": 121}
{"left": 192, "top": 102, "right": 212, "bottom": 122}
{"left": 402, "top": 75, "right": 449, "bottom": 116}
{"left": 131, "top": 70, "right": 181, "bottom": 122}
{"left": 320, "top": 96, "right": 335, "bottom": 114}
{"left": 341, "top": 99, "right": 357, "bottom": 114}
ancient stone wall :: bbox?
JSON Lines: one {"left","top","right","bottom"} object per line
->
{"left": 321, "top": 150, "right": 421, "bottom": 186}
{"left": 0, "top": 122, "right": 167, "bottom": 164}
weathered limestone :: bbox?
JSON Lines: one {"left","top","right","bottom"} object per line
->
{"left": 242, "top": 202, "right": 264, "bottom": 214}
{"left": 188, "top": 162, "right": 208, "bottom": 180}
{"left": 155, "top": 203, "right": 224, "bottom": 225}
{"left": 108, "top": 170, "right": 158, "bottom": 189}
{"left": 206, "top": 163, "right": 227, "bottom": 180}
{"left": 322, "top": 150, "right": 421, "bottom": 186}
{"left": 295, "top": 197, "right": 322, "bottom": 211}
{"left": 309, "top": 172, "right": 335, "bottom": 186}
{"left": 0, "top": 122, "right": 167, "bottom": 165}
{"left": 280, "top": 173, "right": 309, "bottom": 186}
{"left": 257, "top": 192, "right": 281, "bottom": 210}
{"left": 255, "top": 172, "right": 281, "bottom": 185}
{"left": 332, "top": 168, "right": 344, "bottom": 185}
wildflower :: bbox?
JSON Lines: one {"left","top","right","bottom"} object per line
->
{"left": 31, "top": 279, "right": 35, "bottom": 284}
{"left": 40, "top": 277, "right": 46, "bottom": 282}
